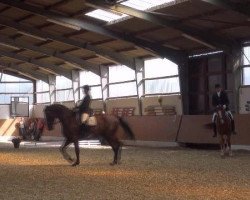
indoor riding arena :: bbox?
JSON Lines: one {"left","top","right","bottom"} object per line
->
{"left": 0, "top": 0, "right": 250, "bottom": 200}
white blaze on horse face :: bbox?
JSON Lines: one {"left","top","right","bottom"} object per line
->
{"left": 218, "top": 110, "right": 222, "bottom": 118}
{"left": 218, "top": 110, "right": 224, "bottom": 124}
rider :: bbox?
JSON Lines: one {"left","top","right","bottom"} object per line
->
{"left": 212, "top": 84, "right": 236, "bottom": 137}
{"left": 76, "top": 85, "right": 91, "bottom": 134}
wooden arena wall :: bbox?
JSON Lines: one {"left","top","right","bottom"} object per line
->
{"left": 39, "top": 114, "right": 250, "bottom": 145}
{"left": 1, "top": 114, "right": 250, "bottom": 145}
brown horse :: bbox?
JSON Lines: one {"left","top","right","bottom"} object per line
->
{"left": 44, "top": 104, "right": 135, "bottom": 166}
{"left": 215, "top": 105, "right": 233, "bottom": 157}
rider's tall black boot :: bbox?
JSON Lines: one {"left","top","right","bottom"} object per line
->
{"left": 213, "top": 123, "right": 217, "bottom": 137}
{"left": 80, "top": 124, "right": 87, "bottom": 138}
{"left": 231, "top": 120, "right": 237, "bottom": 135}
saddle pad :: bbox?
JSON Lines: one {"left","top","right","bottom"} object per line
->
{"left": 87, "top": 116, "right": 97, "bottom": 126}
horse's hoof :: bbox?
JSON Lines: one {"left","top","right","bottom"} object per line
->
{"left": 65, "top": 157, "right": 74, "bottom": 164}
{"left": 229, "top": 152, "right": 233, "bottom": 157}
{"left": 110, "top": 161, "right": 117, "bottom": 166}
{"left": 72, "top": 161, "right": 80, "bottom": 167}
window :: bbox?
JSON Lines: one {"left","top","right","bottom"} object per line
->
{"left": 55, "top": 76, "right": 73, "bottom": 102}
{"left": 0, "top": 73, "right": 34, "bottom": 104}
{"left": 121, "top": 0, "right": 174, "bottom": 11}
{"left": 85, "top": 0, "right": 175, "bottom": 23}
{"left": 243, "top": 46, "right": 250, "bottom": 65}
{"left": 36, "top": 80, "right": 50, "bottom": 103}
{"left": 79, "top": 71, "right": 102, "bottom": 99}
{"left": 242, "top": 46, "right": 250, "bottom": 86}
{"left": 85, "top": 9, "right": 127, "bottom": 22}
{"left": 243, "top": 67, "right": 250, "bottom": 85}
{"left": 108, "top": 65, "right": 137, "bottom": 98}
{"left": 144, "top": 58, "right": 180, "bottom": 94}
{"left": 80, "top": 70, "right": 101, "bottom": 86}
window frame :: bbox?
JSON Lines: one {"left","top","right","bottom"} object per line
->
{"left": 241, "top": 45, "right": 250, "bottom": 86}
{"left": 143, "top": 58, "right": 180, "bottom": 96}
{"left": 55, "top": 87, "right": 74, "bottom": 103}
{"left": 0, "top": 73, "right": 34, "bottom": 105}
{"left": 35, "top": 80, "right": 50, "bottom": 104}
{"left": 107, "top": 65, "right": 137, "bottom": 99}
{"left": 79, "top": 84, "right": 103, "bottom": 101}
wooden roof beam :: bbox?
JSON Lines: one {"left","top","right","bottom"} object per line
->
{"left": 0, "top": 61, "right": 49, "bottom": 83}
{"left": 86, "top": 0, "right": 237, "bottom": 53}
{"left": 0, "top": 35, "right": 100, "bottom": 75}
{"left": 0, "top": 0, "right": 184, "bottom": 64}
{"left": 199, "top": 0, "right": 250, "bottom": 17}
{"left": 0, "top": 49, "right": 72, "bottom": 79}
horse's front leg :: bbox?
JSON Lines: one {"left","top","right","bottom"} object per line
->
{"left": 220, "top": 136, "right": 225, "bottom": 157}
{"left": 60, "top": 139, "right": 74, "bottom": 163}
{"left": 72, "top": 140, "right": 80, "bottom": 167}
{"left": 228, "top": 136, "right": 233, "bottom": 157}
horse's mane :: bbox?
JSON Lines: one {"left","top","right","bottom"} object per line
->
{"left": 45, "top": 104, "right": 74, "bottom": 114}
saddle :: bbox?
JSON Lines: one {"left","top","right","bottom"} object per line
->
{"left": 86, "top": 116, "right": 97, "bottom": 126}
{"left": 74, "top": 109, "right": 97, "bottom": 126}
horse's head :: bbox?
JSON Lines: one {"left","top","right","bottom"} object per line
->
{"left": 44, "top": 106, "right": 56, "bottom": 130}
{"left": 215, "top": 105, "right": 226, "bottom": 124}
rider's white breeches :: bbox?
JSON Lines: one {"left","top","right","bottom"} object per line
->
{"left": 212, "top": 113, "right": 217, "bottom": 123}
{"left": 81, "top": 113, "right": 89, "bottom": 123}
{"left": 212, "top": 111, "right": 233, "bottom": 123}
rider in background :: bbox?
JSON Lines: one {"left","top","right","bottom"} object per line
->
{"left": 212, "top": 84, "right": 236, "bottom": 137}
{"left": 76, "top": 85, "right": 91, "bottom": 134}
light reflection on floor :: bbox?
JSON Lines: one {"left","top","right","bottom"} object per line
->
{"left": 0, "top": 140, "right": 112, "bottom": 149}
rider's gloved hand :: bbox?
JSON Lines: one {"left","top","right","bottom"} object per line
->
{"left": 223, "top": 105, "right": 226, "bottom": 109}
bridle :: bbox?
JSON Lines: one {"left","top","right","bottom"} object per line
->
{"left": 216, "top": 106, "right": 226, "bottom": 124}
{"left": 44, "top": 109, "right": 61, "bottom": 128}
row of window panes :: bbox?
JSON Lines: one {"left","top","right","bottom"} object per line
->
{"left": 0, "top": 73, "right": 29, "bottom": 82}
{"left": 243, "top": 47, "right": 250, "bottom": 85}
{"left": 56, "top": 89, "right": 74, "bottom": 102}
{"left": 108, "top": 59, "right": 179, "bottom": 96}
{"left": 35, "top": 58, "right": 180, "bottom": 103}
{"left": 80, "top": 71, "right": 101, "bottom": 86}
{"left": 0, "top": 94, "right": 33, "bottom": 104}
{"left": 36, "top": 93, "right": 50, "bottom": 103}
{"left": 243, "top": 67, "right": 250, "bottom": 85}
{"left": 243, "top": 46, "right": 250, "bottom": 65}
{"left": 145, "top": 77, "right": 180, "bottom": 94}
{"left": 109, "top": 65, "right": 135, "bottom": 83}
{"left": 109, "top": 82, "right": 137, "bottom": 98}
{"left": 0, "top": 83, "right": 33, "bottom": 93}
{"left": 79, "top": 86, "right": 102, "bottom": 99}
{"left": 36, "top": 80, "right": 49, "bottom": 92}
{"left": 56, "top": 76, "right": 72, "bottom": 90}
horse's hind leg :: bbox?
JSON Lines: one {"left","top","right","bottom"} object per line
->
{"left": 106, "top": 137, "right": 121, "bottom": 165}
{"left": 220, "top": 136, "right": 225, "bottom": 157}
{"left": 117, "top": 144, "right": 122, "bottom": 164}
{"left": 60, "top": 139, "right": 74, "bottom": 163}
{"left": 72, "top": 140, "right": 80, "bottom": 167}
{"left": 228, "top": 136, "right": 233, "bottom": 157}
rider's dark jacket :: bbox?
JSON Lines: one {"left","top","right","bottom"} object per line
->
{"left": 78, "top": 94, "right": 91, "bottom": 114}
{"left": 212, "top": 91, "right": 229, "bottom": 110}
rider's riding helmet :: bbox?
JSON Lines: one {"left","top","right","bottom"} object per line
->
{"left": 215, "top": 84, "right": 221, "bottom": 89}
{"left": 83, "top": 85, "right": 90, "bottom": 92}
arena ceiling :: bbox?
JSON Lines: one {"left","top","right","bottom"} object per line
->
{"left": 0, "top": 0, "right": 249, "bottom": 82}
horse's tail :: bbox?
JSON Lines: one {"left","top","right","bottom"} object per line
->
{"left": 118, "top": 117, "right": 135, "bottom": 140}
